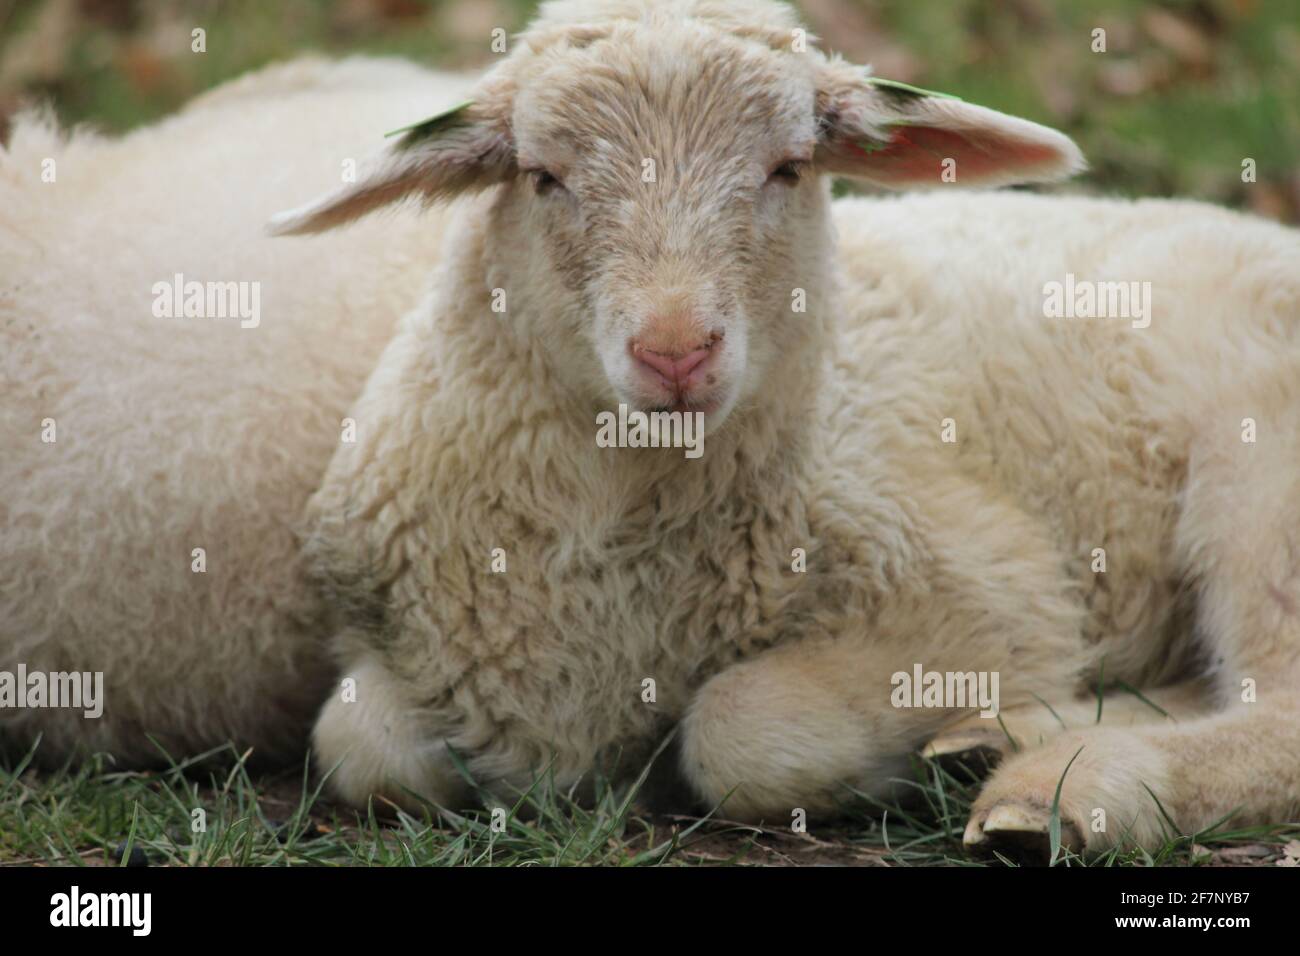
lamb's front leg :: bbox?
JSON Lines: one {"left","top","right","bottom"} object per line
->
{"left": 313, "top": 651, "right": 470, "bottom": 811}
{"left": 680, "top": 484, "right": 1090, "bottom": 821}
{"left": 679, "top": 634, "right": 923, "bottom": 820}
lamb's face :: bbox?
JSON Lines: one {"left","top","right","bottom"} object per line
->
{"left": 505, "top": 29, "right": 827, "bottom": 428}
{"left": 270, "top": 9, "right": 1083, "bottom": 437}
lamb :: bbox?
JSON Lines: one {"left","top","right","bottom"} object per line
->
{"left": 5, "top": 0, "right": 1299, "bottom": 860}
{"left": 263, "top": 0, "right": 1300, "bottom": 855}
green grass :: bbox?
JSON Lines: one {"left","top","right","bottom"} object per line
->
{"left": 4, "top": 737, "right": 1296, "bottom": 867}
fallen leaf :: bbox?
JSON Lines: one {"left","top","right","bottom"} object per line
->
{"left": 1142, "top": 9, "right": 1216, "bottom": 69}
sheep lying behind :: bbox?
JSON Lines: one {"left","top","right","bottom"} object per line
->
{"left": 0, "top": 57, "right": 471, "bottom": 762}
{"left": 271, "top": 0, "right": 1300, "bottom": 857}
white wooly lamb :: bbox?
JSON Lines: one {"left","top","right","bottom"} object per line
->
{"left": 263, "top": 0, "right": 1300, "bottom": 856}
{"left": 0, "top": 57, "right": 473, "bottom": 762}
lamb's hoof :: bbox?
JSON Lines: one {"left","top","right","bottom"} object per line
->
{"left": 920, "top": 728, "right": 1008, "bottom": 776}
{"left": 963, "top": 801, "right": 1083, "bottom": 865}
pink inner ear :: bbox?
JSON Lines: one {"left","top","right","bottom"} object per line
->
{"left": 847, "top": 125, "right": 1059, "bottom": 183}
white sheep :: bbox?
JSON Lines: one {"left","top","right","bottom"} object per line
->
{"left": 1, "top": 56, "right": 472, "bottom": 763}
{"left": 5, "top": 0, "right": 1299, "bottom": 859}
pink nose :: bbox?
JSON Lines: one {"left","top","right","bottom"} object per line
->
{"left": 634, "top": 345, "right": 712, "bottom": 386}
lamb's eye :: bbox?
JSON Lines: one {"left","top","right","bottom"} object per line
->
{"left": 529, "top": 169, "right": 566, "bottom": 195}
{"left": 767, "top": 160, "right": 806, "bottom": 185}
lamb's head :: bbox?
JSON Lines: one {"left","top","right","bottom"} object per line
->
{"left": 271, "top": 0, "right": 1083, "bottom": 429}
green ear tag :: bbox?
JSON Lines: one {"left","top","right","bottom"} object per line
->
{"left": 384, "top": 99, "right": 475, "bottom": 140}
{"left": 865, "top": 77, "right": 962, "bottom": 102}
{"left": 852, "top": 138, "right": 892, "bottom": 154}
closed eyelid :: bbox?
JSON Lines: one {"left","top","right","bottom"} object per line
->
{"left": 515, "top": 147, "right": 572, "bottom": 176}
{"left": 769, "top": 154, "right": 813, "bottom": 172}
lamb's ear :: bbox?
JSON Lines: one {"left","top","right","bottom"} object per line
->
{"left": 267, "top": 95, "right": 515, "bottom": 236}
{"left": 814, "top": 65, "right": 1085, "bottom": 188}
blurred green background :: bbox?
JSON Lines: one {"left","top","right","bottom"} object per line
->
{"left": 1, "top": 0, "right": 1297, "bottom": 220}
